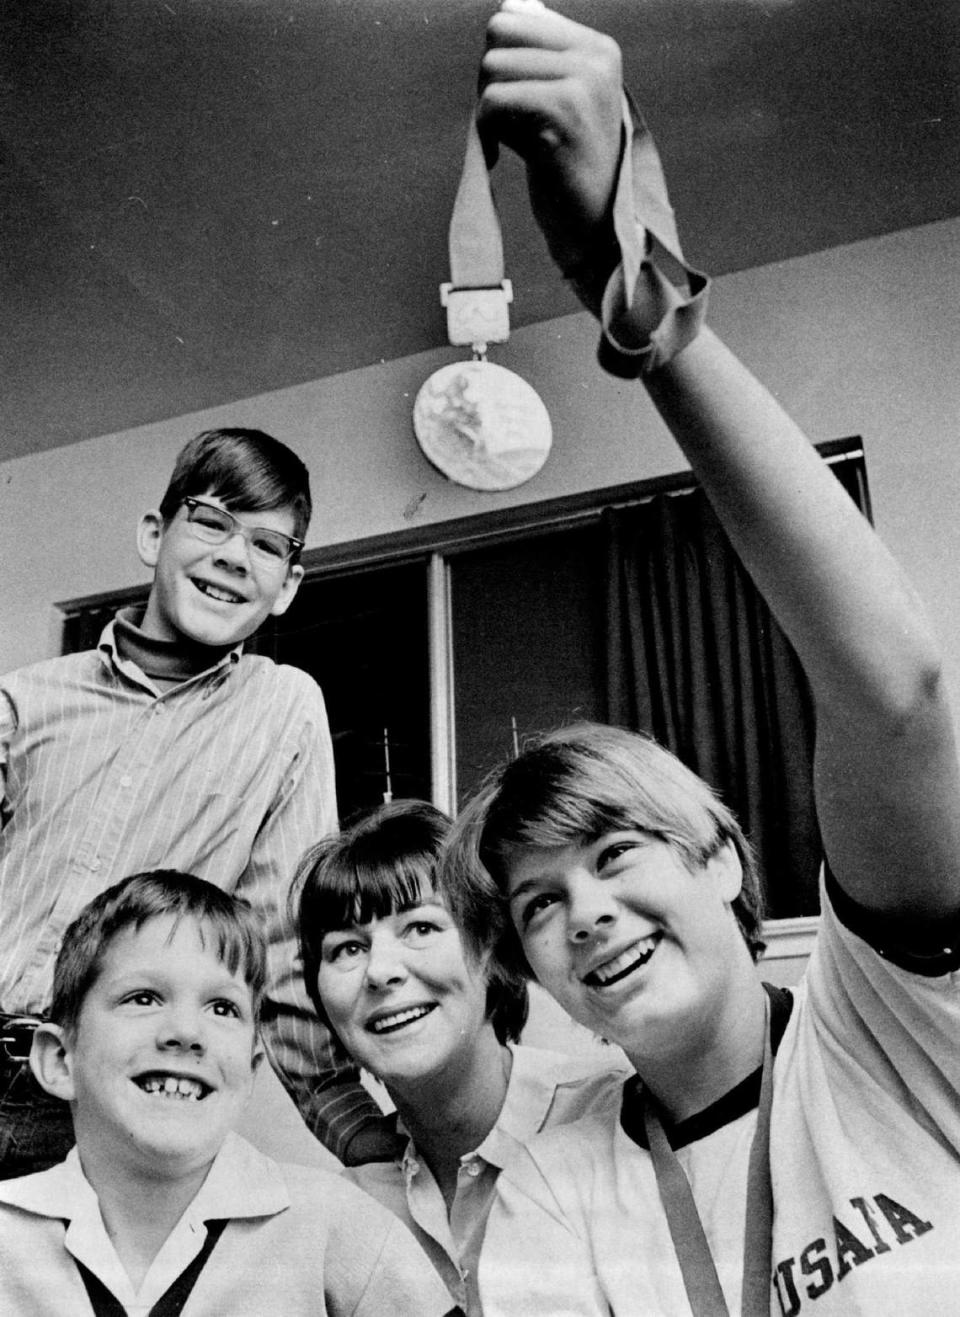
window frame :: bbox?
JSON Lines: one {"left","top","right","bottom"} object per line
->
{"left": 59, "top": 435, "right": 866, "bottom": 964}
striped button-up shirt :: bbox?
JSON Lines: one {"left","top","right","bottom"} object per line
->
{"left": 0, "top": 619, "right": 381, "bottom": 1160}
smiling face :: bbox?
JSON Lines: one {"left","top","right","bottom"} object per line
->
{"left": 55, "top": 914, "right": 260, "bottom": 1189}
{"left": 315, "top": 887, "right": 493, "bottom": 1097}
{"left": 506, "top": 831, "right": 748, "bottom": 1069}
{"left": 137, "top": 492, "right": 303, "bottom": 649}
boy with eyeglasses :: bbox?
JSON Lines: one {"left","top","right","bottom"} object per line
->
{"left": 0, "top": 428, "right": 393, "bottom": 1178}
{"left": 0, "top": 871, "right": 455, "bottom": 1315}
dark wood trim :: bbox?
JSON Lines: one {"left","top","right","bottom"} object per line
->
{"left": 57, "top": 436, "right": 866, "bottom": 613}
{"left": 298, "top": 436, "right": 866, "bottom": 575}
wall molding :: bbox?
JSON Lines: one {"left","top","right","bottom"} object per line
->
{"left": 762, "top": 915, "right": 819, "bottom": 967}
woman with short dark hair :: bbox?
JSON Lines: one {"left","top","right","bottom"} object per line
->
{"left": 295, "top": 799, "right": 624, "bottom": 1317}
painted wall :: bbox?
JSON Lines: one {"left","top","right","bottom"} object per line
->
{"left": 3, "top": 217, "right": 958, "bottom": 1162}
{"left": 4, "top": 216, "right": 959, "bottom": 690}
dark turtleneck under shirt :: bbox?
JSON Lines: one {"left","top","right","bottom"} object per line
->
{"left": 113, "top": 607, "right": 235, "bottom": 691}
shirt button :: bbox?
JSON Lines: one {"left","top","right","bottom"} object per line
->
{"left": 120, "top": 775, "right": 132, "bottom": 788}
{"left": 407, "top": 1160, "right": 419, "bottom": 1176}
{"left": 465, "top": 1160, "right": 481, "bottom": 1178}
{"left": 89, "top": 858, "right": 101, "bottom": 872}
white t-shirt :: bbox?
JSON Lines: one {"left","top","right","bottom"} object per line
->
{"left": 478, "top": 881, "right": 960, "bottom": 1315}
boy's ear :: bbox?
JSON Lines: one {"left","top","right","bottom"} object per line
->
{"left": 137, "top": 510, "right": 165, "bottom": 570}
{"left": 706, "top": 838, "right": 744, "bottom": 904}
{"left": 268, "top": 561, "right": 304, "bottom": 619}
{"left": 30, "top": 1024, "right": 77, "bottom": 1103}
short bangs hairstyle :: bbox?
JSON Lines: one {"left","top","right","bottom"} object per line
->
{"left": 159, "top": 428, "right": 312, "bottom": 544}
{"left": 50, "top": 870, "right": 268, "bottom": 1034}
{"left": 440, "top": 722, "right": 765, "bottom": 982}
{"left": 296, "top": 799, "right": 529, "bottom": 1044}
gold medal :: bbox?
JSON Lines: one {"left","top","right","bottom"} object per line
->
{"left": 414, "top": 116, "right": 551, "bottom": 491}
{"left": 413, "top": 358, "right": 552, "bottom": 492}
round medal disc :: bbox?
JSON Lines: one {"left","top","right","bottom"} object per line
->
{"left": 413, "top": 359, "right": 552, "bottom": 492}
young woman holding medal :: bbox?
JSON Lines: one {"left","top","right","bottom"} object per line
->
{"left": 440, "top": 4, "right": 960, "bottom": 1314}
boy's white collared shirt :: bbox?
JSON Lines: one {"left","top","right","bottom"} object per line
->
{"left": 0, "top": 1132, "right": 288, "bottom": 1315}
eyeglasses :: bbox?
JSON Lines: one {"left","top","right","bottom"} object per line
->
{"left": 182, "top": 498, "right": 303, "bottom": 568}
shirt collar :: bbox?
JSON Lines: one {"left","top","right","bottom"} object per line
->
{"left": 480, "top": 1043, "right": 630, "bottom": 1170}
{"left": 395, "top": 1117, "right": 417, "bottom": 1176}
{"left": 472, "top": 1043, "right": 554, "bottom": 1169}
{"left": 180, "top": 1131, "right": 290, "bottom": 1221}
{"left": 393, "top": 1046, "right": 529, "bottom": 1178}
{"left": 98, "top": 612, "right": 241, "bottom": 684}
{"left": 0, "top": 1145, "right": 96, "bottom": 1220}
{"left": 394, "top": 1043, "right": 618, "bottom": 1177}
{"left": 0, "top": 1132, "right": 289, "bottom": 1224}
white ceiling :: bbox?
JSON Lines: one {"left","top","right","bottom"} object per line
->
{"left": 2, "top": 0, "right": 958, "bottom": 461}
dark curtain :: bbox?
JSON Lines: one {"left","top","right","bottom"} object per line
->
{"left": 60, "top": 602, "right": 125, "bottom": 654}
{"left": 603, "top": 489, "right": 821, "bottom": 918}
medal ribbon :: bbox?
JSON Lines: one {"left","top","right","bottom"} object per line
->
{"left": 448, "top": 116, "right": 505, "bottom": 293}
{"left": 443, "top": 85, "right": 709, "bottom": 378}
{"left": 591, "top": 92, "right": 711, "bottom": 378}
{"left": 416, "top": 106, "right": 553, "bottom": 492}
{"left": 441, "top": 116, "right": 512, "bottom": 354}
{"left": 642, "top": 997, "right": 774, "bottom": 1317}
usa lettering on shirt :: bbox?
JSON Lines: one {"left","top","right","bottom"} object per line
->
{"left": 772, "top": 1191, "right": 934, "bottom": 1315}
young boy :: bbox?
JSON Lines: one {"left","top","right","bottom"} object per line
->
{"left": 0, "top": 428, "right": 389, "bottom": 1175}
{"left": 0, "top": 871, "right": 456, "bottom": 1315}
{"left": 441, "top": 4, "right": 960, "bottom": 1313}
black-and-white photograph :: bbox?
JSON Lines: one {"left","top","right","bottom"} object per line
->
{"left": 1, "top": 1, "right": 958, "bottom": 1311}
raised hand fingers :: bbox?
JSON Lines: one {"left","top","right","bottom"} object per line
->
{"left": 475, "top": 2, "right": 624, "bottom": 271}
{"left": 477, "top": 17, "right": 622, "bottom": 166}
{"left": 479, "top": 4, "right": 621, "bottom": 132}
{"left": 485, "top": 0, "right": 587, "bottom": 52}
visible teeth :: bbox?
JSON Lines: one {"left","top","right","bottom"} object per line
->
{"left": 196, "top": 581, "right": 241, "bottom": 603}
{"left": 370, "top": 1005, "right": 434, "bottom": 1034}
{"left": 588, "top": 937, "right": 659, "bottom": 986}
{"left": 139, "top": 1075, "right": 206, "bottom": 1100}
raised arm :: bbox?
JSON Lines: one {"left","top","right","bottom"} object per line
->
{"left": 480, "top": 0, "right": 960, "bottom": 922}
{"left": 645, "top": 330, "right": 960, "bottom": 924}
